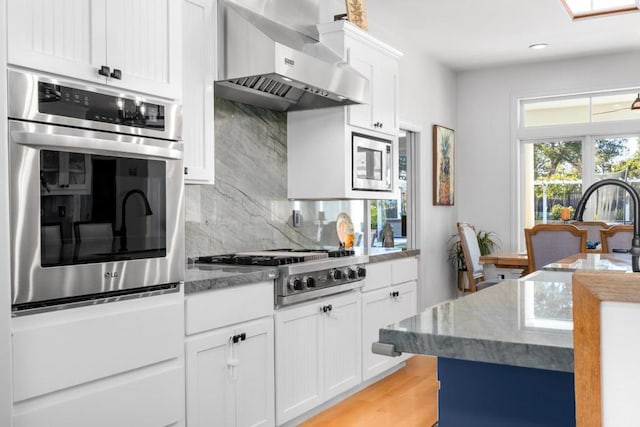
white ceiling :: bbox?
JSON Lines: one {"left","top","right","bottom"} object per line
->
{"left": 365, "top": 0, "right": 640, "bottom": 71}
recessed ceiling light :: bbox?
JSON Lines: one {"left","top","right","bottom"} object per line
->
{"left": 281, "top": 77, "right": 292, "bottom": 82}
{"left": 529, "top": 43, "right": 549, "bottom": 50}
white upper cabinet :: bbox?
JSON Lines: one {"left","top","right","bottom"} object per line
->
{"left": 182, "top": 0, "right": 216, "bottom": 184}
{"left": 287, "top": 21, "right": 402, "bottom": 200}
{"left": 7, "top": 0, "right": 182, "bottom": 99}
{"left": 319, "top": 20, "right": 402, "bottom": 137}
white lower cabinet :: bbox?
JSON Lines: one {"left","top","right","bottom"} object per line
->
{"left": 274, "top": 291, "right": 362, "bottom": 425}
{"left": 185, "top": 317, "right": 274, "bottom": 427}
{"left": 184, "top": 281, "right": 275, "bottom": 427}
{"left": 11, "top": 291, "right": 185, "bottom": 427}
{"left": 361, "top": 257, "right": 418, "bottom": 381}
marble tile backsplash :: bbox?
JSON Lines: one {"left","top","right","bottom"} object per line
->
{"left": 184, "top": 98, "right": 364, "bottom": 258}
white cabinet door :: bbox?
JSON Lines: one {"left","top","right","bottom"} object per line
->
{"left": 235, "top": 318, "right": 275, "bottom": 427}
{"left": 8, "top": 0, "right": 181, "bottom": 99}
{"left": 347, "top": 40, "right": 399, "bottom": 136}
{"left": 185, "top": 317, "right": 275, "bottom": 427}
{"left": 105, "top": 0, "right": 181, "bottom": 99}
{"left": 185, "top": 328, "right": 234, "bottom": 427}
{"left": 390, "top": 281, "right": 417, "bottom": 364}
{"left": 275, "top": 301, "right": 323, "bottom": 425}
{"left": 182, "top": 0, "right": 215, "bottom": 184}
{"left": 361, "top": 287, "right": 394, "bottom": 381}
{"left": 323, "top": 291, "right": 362, "bottom": 400}
{"left": 7, "top": 0, "right": 106, "bottom": 85}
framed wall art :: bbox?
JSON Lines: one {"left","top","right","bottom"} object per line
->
{"left": 345, "top": 0, "right": 368, "bottom": 30}
{"left": 433, "top": 124, "right": 455, "bottom": 206}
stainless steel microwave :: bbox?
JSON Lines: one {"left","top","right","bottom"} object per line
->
{"left": 352, "top": 132, "right": 393, "bottom": 191}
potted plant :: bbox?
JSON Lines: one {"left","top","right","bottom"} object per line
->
{"left": 448, "top": 229, "right": 500, "bottom": 291}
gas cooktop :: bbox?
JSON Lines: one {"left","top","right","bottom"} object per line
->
{"left": 195, "top": 248, "right": 356, "bottom": 266}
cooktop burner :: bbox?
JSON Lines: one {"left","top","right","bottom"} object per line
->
{"left": 195, "top": 248, "right": 356, "bottom": 266}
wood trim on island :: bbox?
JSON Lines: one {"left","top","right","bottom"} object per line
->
{"left": 572, "top": 272, "right": 640, "bottom": 427}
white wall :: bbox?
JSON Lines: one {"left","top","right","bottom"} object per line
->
{"left": 367, "top": 23, "right": 459, "bottom": 308}
{"left": 601, "top": 300, "right": 640, "bottom": 425}
{"left": 0, "top": 0, "right": 13, "bottom": 422}
{"left": 457, "top": 51, "right": 640, "bottom": 251}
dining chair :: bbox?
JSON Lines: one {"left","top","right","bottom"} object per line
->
{"left": 524, "top": 224, "right": 587, "bottom": 272}
{"left": 457, "top": 222, "right": 500, "bottom": 292}
{"left": 570, "top": 220, "right": 609, "bottom": 251}
{"left": 600, "top": 224, "right": 634, "bottom": 253}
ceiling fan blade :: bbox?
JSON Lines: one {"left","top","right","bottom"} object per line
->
{"left": 592, "top": 107, "right": 629, "bottom": 115}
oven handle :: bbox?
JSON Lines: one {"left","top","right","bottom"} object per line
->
{"left": 11, "top": 130, "right": 183, "bottom": 160}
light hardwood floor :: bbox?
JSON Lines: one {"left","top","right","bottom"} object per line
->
{"left": 300, "top": 356, "right": 439, "bottom": 427}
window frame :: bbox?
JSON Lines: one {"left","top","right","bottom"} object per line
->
{"left": 514, "top": 95, "right": 640, "bottom": 251}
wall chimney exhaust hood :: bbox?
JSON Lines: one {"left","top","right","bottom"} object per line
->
{"left": 215, "top": 1, "right": 369, "bottom": 112}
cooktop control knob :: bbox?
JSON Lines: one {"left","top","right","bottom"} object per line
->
{"left": 305, "top": 276, "right": 316, "bottom": 288}
{"left": 330, "top": 269, "right": 342, "bottom": 280}
{"left": 346, "top": 268, "right": 357, "bottom": 280}
{"left": 289, "top": 277, "right": 304, "bottom": 291}
{"left": 357, "top": 267, "right": 366, "bottom": 278}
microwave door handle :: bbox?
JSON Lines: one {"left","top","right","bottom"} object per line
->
{"left": 11, "top": 130, "right": 182, "bottom": 160}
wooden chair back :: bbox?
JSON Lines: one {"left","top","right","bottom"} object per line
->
{"left": 570, "top": 221, "right": 609, "bottom": 249}
{"left": 524, "top": 224, "right": 587, "bottom": 272}
{"left": 600, "top": 224, "right": 634, "bottom": 253}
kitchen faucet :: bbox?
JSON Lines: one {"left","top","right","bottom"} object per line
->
{"left": 573, "top": 178, "right": 640, "bottom": 272}
{"left": 119, "top": 189, "right": 153, "bottom": 252}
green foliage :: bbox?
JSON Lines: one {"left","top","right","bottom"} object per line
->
{"left": 448, "top": 230, "right": 500, "bottom": 271}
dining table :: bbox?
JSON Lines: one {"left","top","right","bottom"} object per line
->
{"left": 479, "top": 250, "right": 530, "bottom": 276}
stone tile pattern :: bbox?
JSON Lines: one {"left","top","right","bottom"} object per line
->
{"left": 185, "top": 98, "right": 362, "bottom": 258}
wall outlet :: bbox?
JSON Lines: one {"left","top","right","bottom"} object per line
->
{"left": 292, "top": 210, "right": 302, "bottom": 227}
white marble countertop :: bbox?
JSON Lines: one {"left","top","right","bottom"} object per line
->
{"left": 378, "top": 277, "right": 574, "bottom": 372}
{"left": 184, "top": 263, "right": 279, "bottom": 294}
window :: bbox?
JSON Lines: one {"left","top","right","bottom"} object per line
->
{"left": 518, "top": 89, "right": 640, "bottom": 249}
{"left": 561, "top": 0, "right": 639, "bottom": 19}
{"left": 369, "top": 129, "right": 417, "bottom": 249}
{"left": 521, "top": 91, "right": 640, "bottom": 127}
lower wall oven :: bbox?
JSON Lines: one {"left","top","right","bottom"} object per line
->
{"left": 8, "top": 69, "right": 184, "bottom": 314}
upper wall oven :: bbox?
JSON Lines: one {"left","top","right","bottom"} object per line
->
{"left": 7, "top": 70, "right": 184, "bottom": 313}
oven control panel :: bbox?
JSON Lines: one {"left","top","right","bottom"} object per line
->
{"left": 276, "top": 263, "right": 366, "bottom": 307}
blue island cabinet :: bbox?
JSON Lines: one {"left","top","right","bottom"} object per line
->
{"left": 438, "top": 358, "right": 575, "bottom": 426}
{"left": 377, "top": 277, "right": 579, "bottom": 427}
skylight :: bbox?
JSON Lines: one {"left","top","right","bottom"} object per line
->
{"left": 561, "top": 0, "right": 639, "bottom": 19}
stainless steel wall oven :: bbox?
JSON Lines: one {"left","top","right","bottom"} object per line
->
{"left": 8, "top": 70, "right": 184, "bottom": 313}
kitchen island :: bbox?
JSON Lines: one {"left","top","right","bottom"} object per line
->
{"left": 378, "top": 275, "right": 575, "bottom": 426}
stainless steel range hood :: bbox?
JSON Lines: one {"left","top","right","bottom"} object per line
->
{"left": 215, "top": 1, "right": 369, "bottom": 112}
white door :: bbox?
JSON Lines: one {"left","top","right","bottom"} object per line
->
{"left": 347, "top": 42, "right": 375, "bottom": 131}
{"left": 104, "top": 0, "right": 182, "bottom": 98}
{"left": 274, "top": 302, "right": 323, "bottom": 425}
{"left": 7, "top": 0, "right": 106, "bottom": 84}
{"left": 390, "top": 281, "right": 417, "bottom": 363}
{"left": 185, "top": 328, "right": 235, "bottom": 427}
{"left": 361, "top": 288, "right": 394, "bottom": 381}
{"left": 235, "top": 318, "right": 275, "bottom": 427}
{"left": 182, "top": 0, "right": 215, "bottom": 183}
{"left": 322, "top": 291, "right": 362, "bottom": 400}
{"left": 372, "top": 55, "right": 398, "bottom": 135}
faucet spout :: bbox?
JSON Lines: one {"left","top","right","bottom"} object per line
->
{"left": 573, "top": 178, "right": 640, "bottom": 272}
{"left": 119, "top": 189, "right": 153, "bottom": 252}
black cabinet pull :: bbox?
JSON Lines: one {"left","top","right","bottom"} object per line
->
{"left": 110, "top": 68, "right": 122, "bottom": 80}
{"left": 98, "top": 65, "right": 111, "bottom": 77}
{"left": 232, "top": 333, "right": 247, "bottom": 343}
{"left": 184, "top": 167, "right": 189, "bottom": 175}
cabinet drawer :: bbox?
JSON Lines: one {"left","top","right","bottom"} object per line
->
{"left": 391, "top": 257, "right": 418, "bottom": 285}
{"left": 362, "top": 261, "right": 392, "bottom": 292}
{"left": 12, "top": 294, "right": 183, "bottom": 402}
{"left": 185, "top": 281, "right": 274, "bottom": 335}
{"left": 14, "top": 364, "right": 183, "bottom": 427}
